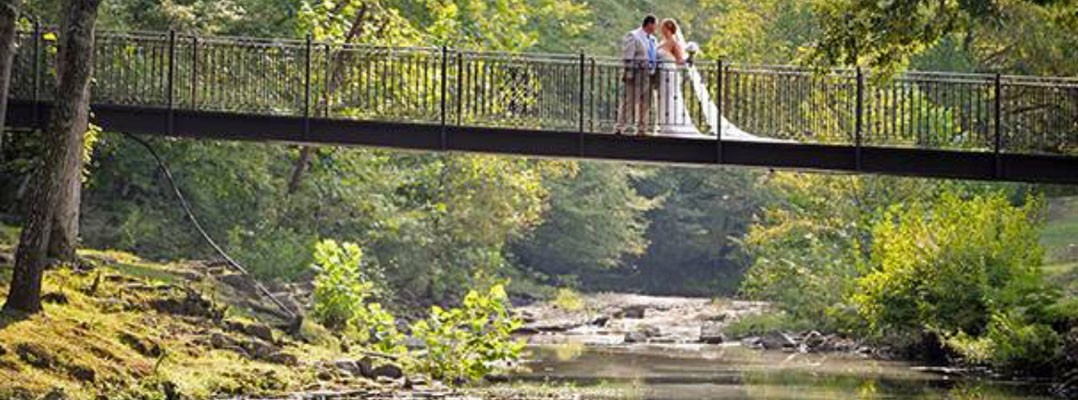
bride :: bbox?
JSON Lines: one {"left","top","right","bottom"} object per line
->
{"left": 654, "top": 19, "right": 757, "bottom": 140}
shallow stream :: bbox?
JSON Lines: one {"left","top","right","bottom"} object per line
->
{"left": 508, "top": 345, "right": 1052, "bottom": 399}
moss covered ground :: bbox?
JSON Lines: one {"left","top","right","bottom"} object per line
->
{"left": 0, "top": 232, "right": 382, "bottom": 399}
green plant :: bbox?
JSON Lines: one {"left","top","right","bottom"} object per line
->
{"left": 722, "top": 312, "right": 810, "bottom": 338}
{"left": 311, "top": 240, "right": 372, "bottom": 330}
{"left": 409, "top": 283, "right": 525, "bottom": 384}
{"left": 552, "top": 287, "right": 585, "bottom": 312}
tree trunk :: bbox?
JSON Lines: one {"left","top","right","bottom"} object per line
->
{"left": 0, "top": 0, "right": 21, "bottom": 156}
{"left": 286, "top": 5, "right": 368, "bottom": 195}
{"left": 3, "top": 0, "right": 101, "bottom": 314}
{"left": 47, "top": 166, "right": 81, "bottom": 261}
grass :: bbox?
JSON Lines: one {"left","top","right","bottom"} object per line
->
{"left": 1041, "top": 196, "right": 1078, "bottom": 296}
{"left": 1041, "top": 196, "right": 1078, "bottom": 264}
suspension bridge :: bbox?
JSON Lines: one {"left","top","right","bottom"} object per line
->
{"left": 5, "top": 28, "right": 1077, "bottom": 183}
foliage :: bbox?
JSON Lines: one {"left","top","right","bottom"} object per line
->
{"left": 311, "top": 240, "right": 382, "bottom": 330}
{"left": 552, "top": 287, "right": 585, "bottom": 312}
{"left": 852, "top": 193, "right": 1045, "bottom": 336}
{"left": 511, "top": 163, "right": 652, "bottom": 277}
{"left": 408, "top": 283, "right": 524, "bottom": 383}
{"left": 722, "top": 312, "right": 811, "bottom": 339}
{"left": 948, "top": 312, "right": 1063, "bottom": 375}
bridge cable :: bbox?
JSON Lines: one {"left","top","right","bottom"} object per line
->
{"left": 120, "top": 132, "right": 300, "bottom": 322}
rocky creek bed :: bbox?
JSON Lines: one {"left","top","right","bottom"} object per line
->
{"left": 513, "top": 293, "right": 861, "bottom": 354}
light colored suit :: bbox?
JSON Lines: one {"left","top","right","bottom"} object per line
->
{"left": 618, "top": 28, "right": 658, "bottom": 134}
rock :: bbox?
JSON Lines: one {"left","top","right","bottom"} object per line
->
{"left": 151, "top": 289, "right": 222, "bottom": 320}
{"left": 42, "top": 292, "right": 69, "bottom": 305}
{"left": 624, "top": 331, "right": 648, "bottom": 343}
{"left": 42, "top": 388, "right": 67, "bottom": 400}
{"left": 210, "top": 333, "right": 237, "bottom": 349}
{"left": 246, "top": 340, "right": 280, "bottom": 360}
{"left": 699, "top": 322, "right": 726, "bottom": 344}
{"left": 741, "top": 336, "right": 765, "bottom": 349}
{"left": 119, "top": 332, "right": 163, "bottom": 358}
{"left": 511, "top": 327, "right": 541, "bottom": 335}
{"left": 15, "top": 343, "right": 55, "bottom": 369}
{"left": 761, "top": 331, "right": 797, "bottom": 350}
{"left": 803, "top": 331, "right": 826, "bottom": 350}
{"left": 69, "top": 365, "right": 96, "bottom": 382}
{"left": 264, "top": 352, "right": 299, "bottom": 366}
{"left": 619, "top": 305, "right": 647, "bottom": 319}
{"left": 357, "top": 357, "right": 375, "bottom": 378}
{"left": 244, "top": 323, "right": 275, "bottom": 343}
{"left": 218, "top": 274, "right": 257, "bottom": 293}
{"left": 371, "top": 363, "right": 404, "bottom": 380}
{"left": 591, "top": 316, "right": 610, "bottom": 327}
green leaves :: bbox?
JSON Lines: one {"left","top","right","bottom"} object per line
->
{"left": 408, "top": 283, "right": 524, "bottom": 384}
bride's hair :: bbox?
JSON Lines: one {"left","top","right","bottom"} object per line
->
{"left": 660, "top": 18, "right": 686, "bottom": 46}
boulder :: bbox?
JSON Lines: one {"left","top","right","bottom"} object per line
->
{"left": 741, "top": 336, "right": 765, "bottom": 349}
{"left": 245, "top": 323, "right": 275, "bottom": 343}
{"left": 802, "top": 331, "right": 826, "bottom": 350}
{"left": 761, "top": 331, "right": 797, "bottom": 350}
{"left": 264, "top": 352, "right": 299, "bottom": 366}
{"left": 371, "top": 363, "right": 404, "bottom": 380}
{"left": 15, "top": 343, "right": 55, "bottom": 369}
{"left": 624, "top": 331, "right": 648, "bottom": 344}
{"left": 619, "top": 305, "right": 647, "bottom": 319}
{"left": 69, "top": 365, "right": 96, "bottom": 382}
{"left": 699, "top": 322, "right": 726, "bottom": 344}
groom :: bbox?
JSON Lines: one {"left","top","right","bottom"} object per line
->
{"left": 617, "top": 14, "right": 658, "bottom": 136}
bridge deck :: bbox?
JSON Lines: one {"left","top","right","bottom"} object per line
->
{"left": 5, "top": 29, "right": 1077, "bottom": 183}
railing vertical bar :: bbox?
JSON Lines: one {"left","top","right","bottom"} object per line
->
{"left": 994, "top": 73, "right": 1003, "bottom": 178}
{"left": 589, "top": 58, "right": 595, "bottom": 133}
{"left": 855, "top": 66, "right": 864, "bottom": 171}
{"left": 456, "top": 51, "right": 463, "bottom": 126}
{"left": 31, "top": 20, "right": 41, "bottom": 129}
{"left": 324, "top": 43, "right": 331, "bottom": 118}
{"left": 304, "top": 34, "right": 312, "bottom": 142}
{"left": 716, "top": 60, "right": 724, "bottom": 164}
{"left": 440, "top": 46, "right": 448, "bottom": 150}
{"left": 167, "top": 30, "right": 176, "bottom": 135}
{"left": 578, "top": 52, "right": 585, "bottom": 133}
{"left": 191, "top": 36, "right": 198, "bottom": 109}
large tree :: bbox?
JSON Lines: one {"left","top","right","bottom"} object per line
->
{"left": 0, "top": 0, "right": 21, "bottom": 155}
{"left": 4, "top": 0, "right": 101, "bottom": 314}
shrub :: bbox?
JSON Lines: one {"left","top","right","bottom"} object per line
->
{"left": 948, "top": 312, "right": 1062, "bottom": 375}
{"left": 723, "top": 312, "right": 811, "bottom": 338}
{"left": 310, "top": 241, "right": 385, "bottom": 332}
{"left": 409, "top": 283, "right": 524, "bottom": 384}
{"left": 852, "top": 193, "right": 1045, "bottom": 337}
{"left": 552, "top": 287, "right": 585, "bottom": 311}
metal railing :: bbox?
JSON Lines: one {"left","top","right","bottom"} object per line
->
{"left": 9, "top": 26, "right": 1078, "bottom": 158}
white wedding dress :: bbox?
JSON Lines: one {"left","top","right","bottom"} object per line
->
{"left": 654, "top": 45, "right": 764, "bottom": 141}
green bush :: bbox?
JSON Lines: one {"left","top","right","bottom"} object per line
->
{"left": 409, "top": 283, "right": 525, "bottom": 384}
{"left": 552, "top": 287, "right": 585, "bottom": 311}
{"left": 948, "top": 312, "right": 1062, "bottom": 375}
{"left": 723, "top": 312, "right": 811, "bottom": 338}
{"left": 311, "top": 240, "right": 383, "bottom": 329}
{"left": 852, "top": 193, "right": 1045, "bottom": 337}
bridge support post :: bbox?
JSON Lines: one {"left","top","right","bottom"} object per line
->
{"left": 855, "top": 66, "right": 864, "bottom": 172}
{"left": 167, "top": 30, "right": 176, "bottom": 136}
{"left": 994, "top": 73, "right": 1003, "bottom": 179}
{"left": 716, "top": 60, "right": 724, "bottom": 165}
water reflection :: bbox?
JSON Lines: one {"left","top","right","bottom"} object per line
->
{"left": 510, "top": 345, "right": 1051, "bottom": 400}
